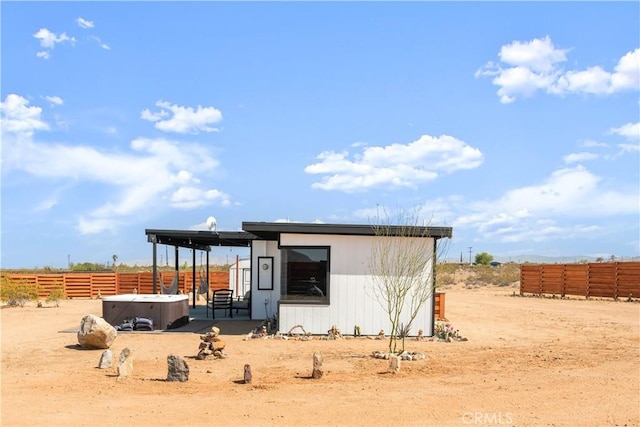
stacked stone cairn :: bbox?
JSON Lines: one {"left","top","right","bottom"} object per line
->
{"left": 196, "top": 326, "right": 227, "bottom": 360}
{"left": 327, "top": 325, "right": 342, "bottom": 340}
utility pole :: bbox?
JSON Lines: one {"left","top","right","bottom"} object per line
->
{"left": 468, "top": 246, "right": 473, "bottom": 266}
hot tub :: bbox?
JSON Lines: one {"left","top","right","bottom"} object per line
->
{"left": 102, "top": 294, "right": 190, "bottom": 330}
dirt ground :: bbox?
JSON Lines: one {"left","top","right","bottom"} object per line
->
{"left": 1, "top": 283, "right": 638, "bottom": 427}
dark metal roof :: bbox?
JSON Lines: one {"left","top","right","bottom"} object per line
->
{"left": 242, "top": 221, "right": 453, "bottom": 241}
{"left": 145, "top": 229, "right": 256, "bottom": 251}
{"left": 145, "top": 222, "right": 452, "bottom": 250}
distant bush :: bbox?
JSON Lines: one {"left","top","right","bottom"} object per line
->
{"left": 70, "top": 262, "right": 108, "bottom": 272}
{"left": 45, "top": 283, "right": 66, "bottom": 307}
{"left": 0, "top": 276, "right": 40, "bottom": 307}
{"left": 475, "top": 252, "right": 494, "bottom": 266}
{"left": 468, "top": 264, "right": 520, "bottom": 287}
{"left": 436, "top": 264, "right": 458, "bottom": 287}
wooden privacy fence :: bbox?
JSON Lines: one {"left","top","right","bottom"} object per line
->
{"left": 435, "top": 292, "right": 445, "bottom": 320}
{"left": 1, "top": 271, "right": 229, "bottom": 299}
{"left": 520, "top": 262, "right": 640, "bottom": 299}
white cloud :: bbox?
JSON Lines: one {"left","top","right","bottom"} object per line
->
{"left": 353, "top": 197, "right": 460, "bottom": 227}
{"left": 580, "top": 139, "right": 609, "bottom": 148}
{"left": 34, "top": 196, "right": 58, "bottom": 212}
{"left": 33, "top": 28, "right": 75, "bottom": 58}
{"left": 552, "top": 66, "right": 612, "bottom": 95}
{"left": 305, "top": 134, "right": 483, "bottom": 192}
{"left": 0, "top": 94, "right": 49, "bottom": 135}
{"left": 563, "top": 152, "right": 599, "bottom": 164}
{"left": 140, "top": 108, "right": 167, "bottom": 122}
{"left": 477, "top": 36, "right": 640, "bottom": 102}
{"left": 453, "top": 165, "right": 638, "bottom": 243}
{"left": 2, "top": 96, "right": 231, "bottom": 234}
{"left": 44, "top": 95, "right": 63, "bottom": 106}
{"left": 141, "top": 101, "right": 223, "bottom": 134}
{"left": 33, "top": 28, "right": 75, "bottom": 48}
{"left": 611, "top": 49, "right": 640, "bottom": 91}
{"left": 610, "top": 122, "right": 640, "bottom": 140}
{"left": 76, "top": 17, "right": 94, "bottom": 29}
{"left": 170, "top": 187, "right": 231, "bottom": 209}
{"left": 617, "top": 143, "right": 640, "bottom": 153}
{"left": 88, "top": 35, "right": 111, "bottom": 50}
{"left": 498, "top": 36, "right": 569, "bottom": 73}
{"left": 78, "top": 217, "right": 118, "bottom": 234}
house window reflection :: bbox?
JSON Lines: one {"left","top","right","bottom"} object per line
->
{"left": 280, "top": 247, "right": 329, "bottom": 303}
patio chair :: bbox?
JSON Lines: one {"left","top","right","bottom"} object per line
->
{"left": 232, "top": 290, "right": 251, "bottom": 316}
{"left": 210, "top": 289, "right": 234, "bottom": 319}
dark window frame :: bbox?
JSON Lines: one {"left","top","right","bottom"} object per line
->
{"left": 279, "top": 245, "right": 330, "bottom": 305}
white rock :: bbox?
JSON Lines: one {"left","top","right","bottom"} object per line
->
{"left": 117, "top": 348, "right": 134, "bottom": 378}
{"left": 77, "top": 314, "right": 117, "bottom": 349}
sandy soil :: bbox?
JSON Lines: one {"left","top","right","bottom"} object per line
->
{"left": 1, "top": 284, "right": 638, "bottom": 427}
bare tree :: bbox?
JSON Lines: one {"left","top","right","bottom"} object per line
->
{"left": 368, "top": 209, "right": 449, "bottom": 354}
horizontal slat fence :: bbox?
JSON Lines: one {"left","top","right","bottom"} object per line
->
{"left": 1, "top": 271, "right": 228, "bottom": 299}
{"left": 521, "top": 262, "right": 640, "bottom": 299}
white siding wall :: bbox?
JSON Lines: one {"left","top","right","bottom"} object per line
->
{"left": 250, "top": 240, "right": 280, "bottom": 319}
{"left": 272, "top": 233, "right": 435, "bottom": 336}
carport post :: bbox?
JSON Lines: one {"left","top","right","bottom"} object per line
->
{"left": 192, "top": 249, "right": 196, "bottom": 308}
{"left": 175, "top": 246, "right": 179, "bottom": 292}
{"left": 152, "top": 241, "right": 157, "bottom": 294}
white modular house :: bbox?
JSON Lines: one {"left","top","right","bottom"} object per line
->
{"left": 145, "top": 221, "right": 452, "bottom": 336}
{"left": 243, "top": 222, "right": 451, "bottom": 336}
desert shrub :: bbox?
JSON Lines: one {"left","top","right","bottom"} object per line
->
{"left": 436, "top": 263, "right": 461, "bottom": 287}
{"left": 46, "top": 283, "right": 66, "bottom": 307}
{"left": 469, "top": 264, "right": 520, "bottom": 286}
{"left": 0, "top": 276, "right": 40, "bottom": 307}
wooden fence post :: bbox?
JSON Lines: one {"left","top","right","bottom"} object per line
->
{"left": 586, "top": 263, "right": 590, "bottom": 299}
{"left": 613, "top": 262, "right": 620, "bottom": 300}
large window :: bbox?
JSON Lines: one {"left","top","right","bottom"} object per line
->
{"left": 280, "top": 247, "right": 329, "bottom": 303}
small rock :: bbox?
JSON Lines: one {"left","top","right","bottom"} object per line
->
{"left": 212, "top": 339, "right": 226, "bottom": 351}
{"left": 312, "top": 352, "right": 323, "bottom": 379}
{"left": 117, "top": 348, "right": 133, "bottom": 378}
{"left": 166, "top": 355, "right": 189, "bottom": 382}
{"left": 98, "top": 350, "right": 113, "bottom": 369}
{"left": 388, "top": 355, "right": 401, "bottom": 373}
{"left": 243, "top": 364, "right": 252, "bottom": 384}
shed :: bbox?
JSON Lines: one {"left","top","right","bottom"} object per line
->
{"left": 229, "top": 257, "right": 251, "bottom": 297}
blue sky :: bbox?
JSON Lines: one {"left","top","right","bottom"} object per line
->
{"left": 1, "top": 2, "right": 639, "bottom": 268}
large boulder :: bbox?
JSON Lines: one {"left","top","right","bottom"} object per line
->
{"left": 77, "top": 314, "right": 117, "bottom": 349}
